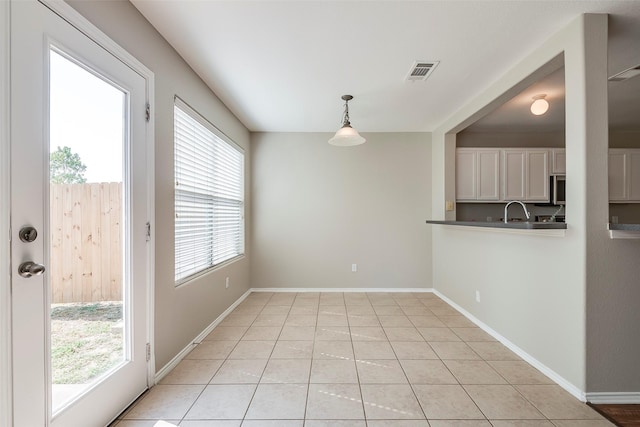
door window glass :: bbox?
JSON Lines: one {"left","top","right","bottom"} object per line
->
{"left": 49, "top": 49, "right": 127, "bottom": 412}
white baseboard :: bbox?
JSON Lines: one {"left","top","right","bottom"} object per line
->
{"left": 433, "top": 289, "right": 587, "bottom": 402}
{"left": 586, "top": 392, "right": 640, "bottom": 404}
{"left": 154, "top": 289, "right": 252, "bottom": 384}
{"left": 250, "top": 287, "right": 434, "bottom": 293}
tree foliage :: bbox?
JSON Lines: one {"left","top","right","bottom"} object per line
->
{"left": 50, "top": 146, "right": 87, "bottom": 184}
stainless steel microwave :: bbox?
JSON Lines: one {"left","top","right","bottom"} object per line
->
{"left": 551, "top": 175, "right": 566, "bottom": 205}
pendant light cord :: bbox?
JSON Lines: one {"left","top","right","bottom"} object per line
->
{"left": 342, "top": 99, "right": 351, "bottom": 126}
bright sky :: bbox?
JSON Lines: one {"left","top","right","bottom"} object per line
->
{"left": 49, "top": 50, "right": 124, "bottom": 183}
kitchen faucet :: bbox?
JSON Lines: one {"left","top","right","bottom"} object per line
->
{"left": 503, "top": 201, "right": 531, "bottom": 224}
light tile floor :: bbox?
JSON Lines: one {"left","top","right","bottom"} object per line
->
{"left": 111, "top": 292, "right": 613, "bottom": 427}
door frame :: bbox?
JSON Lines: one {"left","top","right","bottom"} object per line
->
{"left": 1, "top": 1, "right": 156, "bottom": 424}
{"left": 1, "top": 1, "right": 12, "bottom": 426}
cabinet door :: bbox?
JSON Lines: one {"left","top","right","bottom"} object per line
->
{"left": 551, "top": 149, "right": 566, "bottom": 174}
{"left": 609, "top": 151, "right": 627, "bottom": 201}
{"left": 526, "top": 150, "right": 549, "bottom": 201}
{"left": 477, "top": 150, "right": 500, "bottom": 200}
{"left": 503, "top": 150, "right": 525, "bottom": 200}
{"left": 628, "top": 151, "right": 640, "bottom": 201}
{"left": 456, "top": 150, "right": 477, "bottom": 200}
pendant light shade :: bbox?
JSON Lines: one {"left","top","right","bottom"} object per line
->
{"left": 329, "top": 124, "right": 366, "bottom": 146}
{"left": 530, "top": 94, "right": 549, "bottom": 116}
{"left": 328, "top": 95, "right": 366, "bottom": 146}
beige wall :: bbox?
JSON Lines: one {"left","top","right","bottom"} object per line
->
{"left": 610, "top": 130, "right": 640, "bottom": 148}
{"left": 587, "top": 74, "right": 640, "bottom": 392}
{"left": 62, "top": 2, "right": 640, "bottom": 398}
{"left": 431, "top": 15, "right": 609, "bottom": 396}
{"left": 587, "top": 237, "right": 640, "bottom": 392}
{"left": 457, "top": 131, "right": 565, "bottom": 148}
{"left": 67, "top": 0, "right": 252, "bottom": 371}
{"left": 433, "top": 13, "right": 640, "bottom": 397}
{"left": 250, "top": 132, "right": 432, "bottom": 289}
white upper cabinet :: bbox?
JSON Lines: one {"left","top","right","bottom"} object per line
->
{"left": 550, "top": 149, "right": 566, "bottom": 174}
{"left": 609, "top": 150, "right": 627, "bottom": 201}
{"left": 477, "top": 150, "right": 501, "bottom": 200}
{"left": 525, "top": 150, "right": 550, "bottom": 201}
{"left": 503, "top": 150, "right": 526, "bottom": 200}
{"left": 456, "top": 148, "right": 500, "bottom": 201}
{"left": 502, "top": 149, "right": 548, "bottom": 202}
{"left": 609, "top": 149, "right": 640, "bottom": 202}
{"left": 456, "top": 148, "right": 549, "bottom": 203}
{"left": 629, "top": 151, "right": 640, "bottom": 201}
{"left": 456, "top": 149, "right": 477, "bottom": 200}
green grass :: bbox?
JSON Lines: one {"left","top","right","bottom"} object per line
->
{"left": 51, "top": 302, "right": 123, "bottom": 385}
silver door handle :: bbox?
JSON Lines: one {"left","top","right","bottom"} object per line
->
{"left": 18, "top": 261, "right": 46, "bottom": 278}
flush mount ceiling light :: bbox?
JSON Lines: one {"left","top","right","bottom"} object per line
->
{"left": 530, "top": 94, "right": 549, "bottom": 116}
{"left": 328, "top": 94, "right": 366, "bottom": 147}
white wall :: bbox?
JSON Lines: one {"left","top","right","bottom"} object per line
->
{"left": 431, "top": 15, "right": 610, "bottom": 396}
{"left": 251, "top": 132, "right": 432, "bottom": 289}
{"left": 67, "top": 0, "right": 252, "bottom": 370}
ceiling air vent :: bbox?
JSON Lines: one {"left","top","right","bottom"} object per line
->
{"left": 406, "top": 61, "right": 439, "bottom": 81}
{"left": 609, "top": 64, "right": 640, "bottom": 82}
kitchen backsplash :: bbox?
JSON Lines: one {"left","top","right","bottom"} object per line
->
{"left": 456, "top": 203, "right": 566, "bottom": 222}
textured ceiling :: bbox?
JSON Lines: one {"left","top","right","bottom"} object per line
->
{"left": 130, "top": 0, "right": 640, "bottom": 133}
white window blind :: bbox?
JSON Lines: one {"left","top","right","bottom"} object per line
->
{"left": 174, "top": 98, "right": 244, "bottom": 284}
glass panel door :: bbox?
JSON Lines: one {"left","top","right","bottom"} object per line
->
{"left": 10, "top": 2, "right": 150, "bottom": 425}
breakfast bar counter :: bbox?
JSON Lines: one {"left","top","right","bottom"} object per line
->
{"left": 425, "top": 220, "right": 567, "bottom": 230}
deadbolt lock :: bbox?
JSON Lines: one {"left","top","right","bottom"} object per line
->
{"left": 19, "top": 226, "right": 38, "bottom": 243}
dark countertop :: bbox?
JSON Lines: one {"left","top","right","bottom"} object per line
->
{"left": 425, "top": 220, "right": 567, "bottom": 230}
{"left": 608, "top": 223, "right": 640, "bottom": 231}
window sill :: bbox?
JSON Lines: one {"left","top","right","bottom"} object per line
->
{"left": 175, "top": 254, "right": 246, "bottom": 288}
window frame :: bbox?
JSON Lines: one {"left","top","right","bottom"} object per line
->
{"left": 173, "top": 96, "right": 245, "bottom": 286}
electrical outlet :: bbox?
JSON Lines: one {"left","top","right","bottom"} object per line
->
{"left": 352, "top": 264, "right": 357, "bottom": 273}
{"left": 475, "top": 290, "right": 481, "bottom": 303}
{"left": 445, "top": 200, "right": 454, "bottom": 211}
{"left": 225, "top": 277, "right": 229, "bottom": 289}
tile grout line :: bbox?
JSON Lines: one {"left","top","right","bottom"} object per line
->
{"left": 388, "top": 294, "right": 430, "bottom": 422}
{"left": 129, "top": 291, "right": 607, "bottom": 425}
{"left": 187, "top": 291, "right": 271, "bottom": 424}
{"left": 380, "top": 294, "right": 491, "bottom": 423}
{"left": 348, "top": 292, "right": 368, "bottom": 423}
{"left": 429, "top": 300, "right": 491, "bottom": 424}
{"left": 301, "top": 291, "right": 321, "bottom": 424}
{"left": 239, "top": 291, "right": 292, "bottom": 423}
{"left": 171, "top": 297, "right": 267, "bottom": 425}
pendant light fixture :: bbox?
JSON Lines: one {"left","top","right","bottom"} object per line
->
{"left": 328, "top": 95, "right": 366, "bottom": 146}
{"left": 530, "top": 94, "right": 549, "bottom": 116}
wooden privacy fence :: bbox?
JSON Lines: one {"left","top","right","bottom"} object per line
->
{"left": 50, "top": 183, "right": 122, "bottom": 303}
